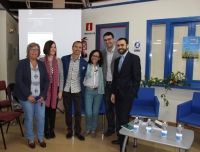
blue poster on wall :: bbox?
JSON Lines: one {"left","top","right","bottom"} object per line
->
{"left": 182, "top": 36, "right": 200, "bottom": 58}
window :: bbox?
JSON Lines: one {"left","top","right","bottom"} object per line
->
{"left": 146, "top": 17, "right": 200, "bottom": 89}
{"left": 150, "top": 24, "right": 166, "bottom": 79}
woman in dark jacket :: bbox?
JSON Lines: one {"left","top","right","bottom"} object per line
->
{"left": 13, "top": 42, "right": 49, "bottom": 149}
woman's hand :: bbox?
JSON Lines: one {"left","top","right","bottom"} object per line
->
{"left": 57, "top": 91, "right": 62, "bottom": 100}
{"left": 28, "top": 95, "right": 36, "bottom": 103}
{"left": 36, "top": 96, "right": 44, "bottom": 102}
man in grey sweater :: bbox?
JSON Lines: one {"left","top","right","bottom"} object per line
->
{"left": 101, "top": 32, "right": 120, "bottom": 137}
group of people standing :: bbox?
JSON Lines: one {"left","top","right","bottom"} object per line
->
{"left": 13, "top": 32, "right": 141, "bottom": 152}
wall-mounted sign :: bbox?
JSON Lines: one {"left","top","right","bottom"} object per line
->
{"left": 84, "top": 32, "right": 95, "bottom": 35}
{"left": 86, "top": 23, "right": 93, "bottom": 31}
{"left": 182, "top": 36, "right": 200, "bottom": 58}
{"left": 133, "top": 41, "right": 141, "bottom": 52}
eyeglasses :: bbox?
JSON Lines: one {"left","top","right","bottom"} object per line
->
{"left": 103, "top": 38, "right": 113, "bottom": 42}
{"left": 30, "top": 48, "right": 39, "bottom": 52}
{"left": 92, "top": 55, "right": 100, "bottom": 58}
{"left": 117, "top": 44, "right": 126, "bottom": 47}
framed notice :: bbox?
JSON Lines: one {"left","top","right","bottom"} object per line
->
{"left": 182, "top": 36, "right": 200, "bottom": 58}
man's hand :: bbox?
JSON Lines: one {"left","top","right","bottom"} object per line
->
{"left": 111, "top": 94, "right": 115, "bottom": 104}
{"left": 57, "top": 91, "right": 62, "bottom": 100}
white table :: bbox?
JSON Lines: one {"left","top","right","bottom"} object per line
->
{"left": 119, "top": 121, "right": 194, "bottom": 152}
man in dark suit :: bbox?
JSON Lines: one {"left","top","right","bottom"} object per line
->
{"left": 101, "top": 32, "right": 120, "bottom": 137}
{"left": 111, "top": 38, "right": 141, "bottom": 152}
{"left": 61, "top": 41, "right": 88, "bottom": 141}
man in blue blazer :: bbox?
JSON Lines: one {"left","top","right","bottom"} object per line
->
{"left": 111, "top": 38, "right": 141, "bottom": 152}
{"left": 61, "top": 41, "right": 88, "bottom": 141}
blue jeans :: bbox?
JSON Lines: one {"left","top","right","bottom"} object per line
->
{"left": 19, "top": 100, "right": 45, "bottom": 141}
{"left": 84, "top": 89, "right": 103, "bottom": 131}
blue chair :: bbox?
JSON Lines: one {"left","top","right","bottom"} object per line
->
{"left": 81, "top": 98, "right": 86, "bottom": 115}
{"left": 71, "top": 101, "right": 75, "bottom": 115}
{"left": 98, "top": 99, "right": 106, "bottom": 133}
{"left": 71, "top": 99, "right": 85, "bottom": 115}
{"left": 130, "top": 87, "right": 160, "bottom": 118}
{"left": 177, "top": 92, "right": 200, "bottom": 127}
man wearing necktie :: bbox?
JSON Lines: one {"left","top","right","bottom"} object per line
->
{"left": 111, "top": 38, "right": 141, "bottom": 152}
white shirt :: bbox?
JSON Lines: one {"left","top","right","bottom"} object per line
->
{"left": 84, "top": 65, "right": 98, "bottom": 88}
{"left": 106, "top": 46, "right": 115, "bottom": 81}
{"left": 30, "top": 64, "right": 40, "bottom": 97}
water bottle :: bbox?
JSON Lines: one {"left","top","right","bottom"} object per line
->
{"left": 133, "top": 117, "right": 139, "bottom": 132}
{"left": 161, "top": 121, "right": 168, "bottom": 138}
{"left": 176, "top": 124, "right": 183, "bottom": 141}
{"left": 146, "top": 119, "right": 152, "bottom": 134}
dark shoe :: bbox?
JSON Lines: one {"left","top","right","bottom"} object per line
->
{"left": 50, "top": 130, "right": 55, "bottom": 138}
{"left": 104, "top": 129, "right": 115, "bottom": 137}
{"left": 120, "top": 146, "right": 127, "bottom": 152}
{"left": 45, "top": 130, "right": 50, "bottom": 139}
{"left": 66, "top": 130, "right": 73, "bottom": 139}
{"left": 112, "top": 139, "right": 120, "bottom": 145}
{"left": 74, "top": 132, "right": 85, "bottom": 141}
{"left": 112, "top": 139, "right": 129, "bottom": 145}
{"left": 38, "top": 139, "right": 46, "bottom": 148}
{"left": 28, "top": 141, "right": 35, "bottom": 149}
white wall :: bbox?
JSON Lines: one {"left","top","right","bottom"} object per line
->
{"left": 0, "top": 5, "right": 18, "bottom": 99}
{"left": 0, "top": 9, "right": 7, "bottom": 81}
{"left": 6, "top": 12, "right": 19, "bottom": 84}
{"left": 0, "top": 9, "right": 7, "bottom": 100}
{"left": 82, "top": 0, "right": 200, "bottom": 122}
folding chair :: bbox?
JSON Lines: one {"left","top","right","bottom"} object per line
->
{"left": 0, "top": 111, "right": 24, "bottom": 149}
{"left": 0, "top": 80, "right": 11, "bottom": 111}
{"left": 6, "top": 83, "right": 25, "bottom": 124}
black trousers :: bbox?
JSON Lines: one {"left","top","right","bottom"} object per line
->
{"left": 45, "top": 106, "right": 56, "bottom": 131}
{"left": 103, "top": 83, "right": 116, "bottom": 131}
{"left": 115, "top": 95, "right": 133, "bottom": 146}
{"left": 63, "top": 91, "right": 82, "bottom": 133}
{"left": 44, "top": 85, "right": 59, "bottom": 131}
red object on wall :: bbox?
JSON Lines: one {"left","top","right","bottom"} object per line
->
{"left": 86, "top": 23, "right": 93, "bottom": 31}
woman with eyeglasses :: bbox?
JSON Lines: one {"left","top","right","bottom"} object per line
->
{"left": 13, "top": 42, "right": 48, "bottom": 148}
{"left": 83, "top": 50, "right": 104, "bottom": 138}
{"left": 39, "top": 40, "right": 64, "bottom": 139}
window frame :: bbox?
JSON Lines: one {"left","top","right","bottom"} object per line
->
{"left": 95, "top": 22, "right": 129, "bottom": 50}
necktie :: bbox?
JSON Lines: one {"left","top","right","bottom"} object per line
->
{"left": 118, "top": 56, "right": 124, "bottom": 72}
